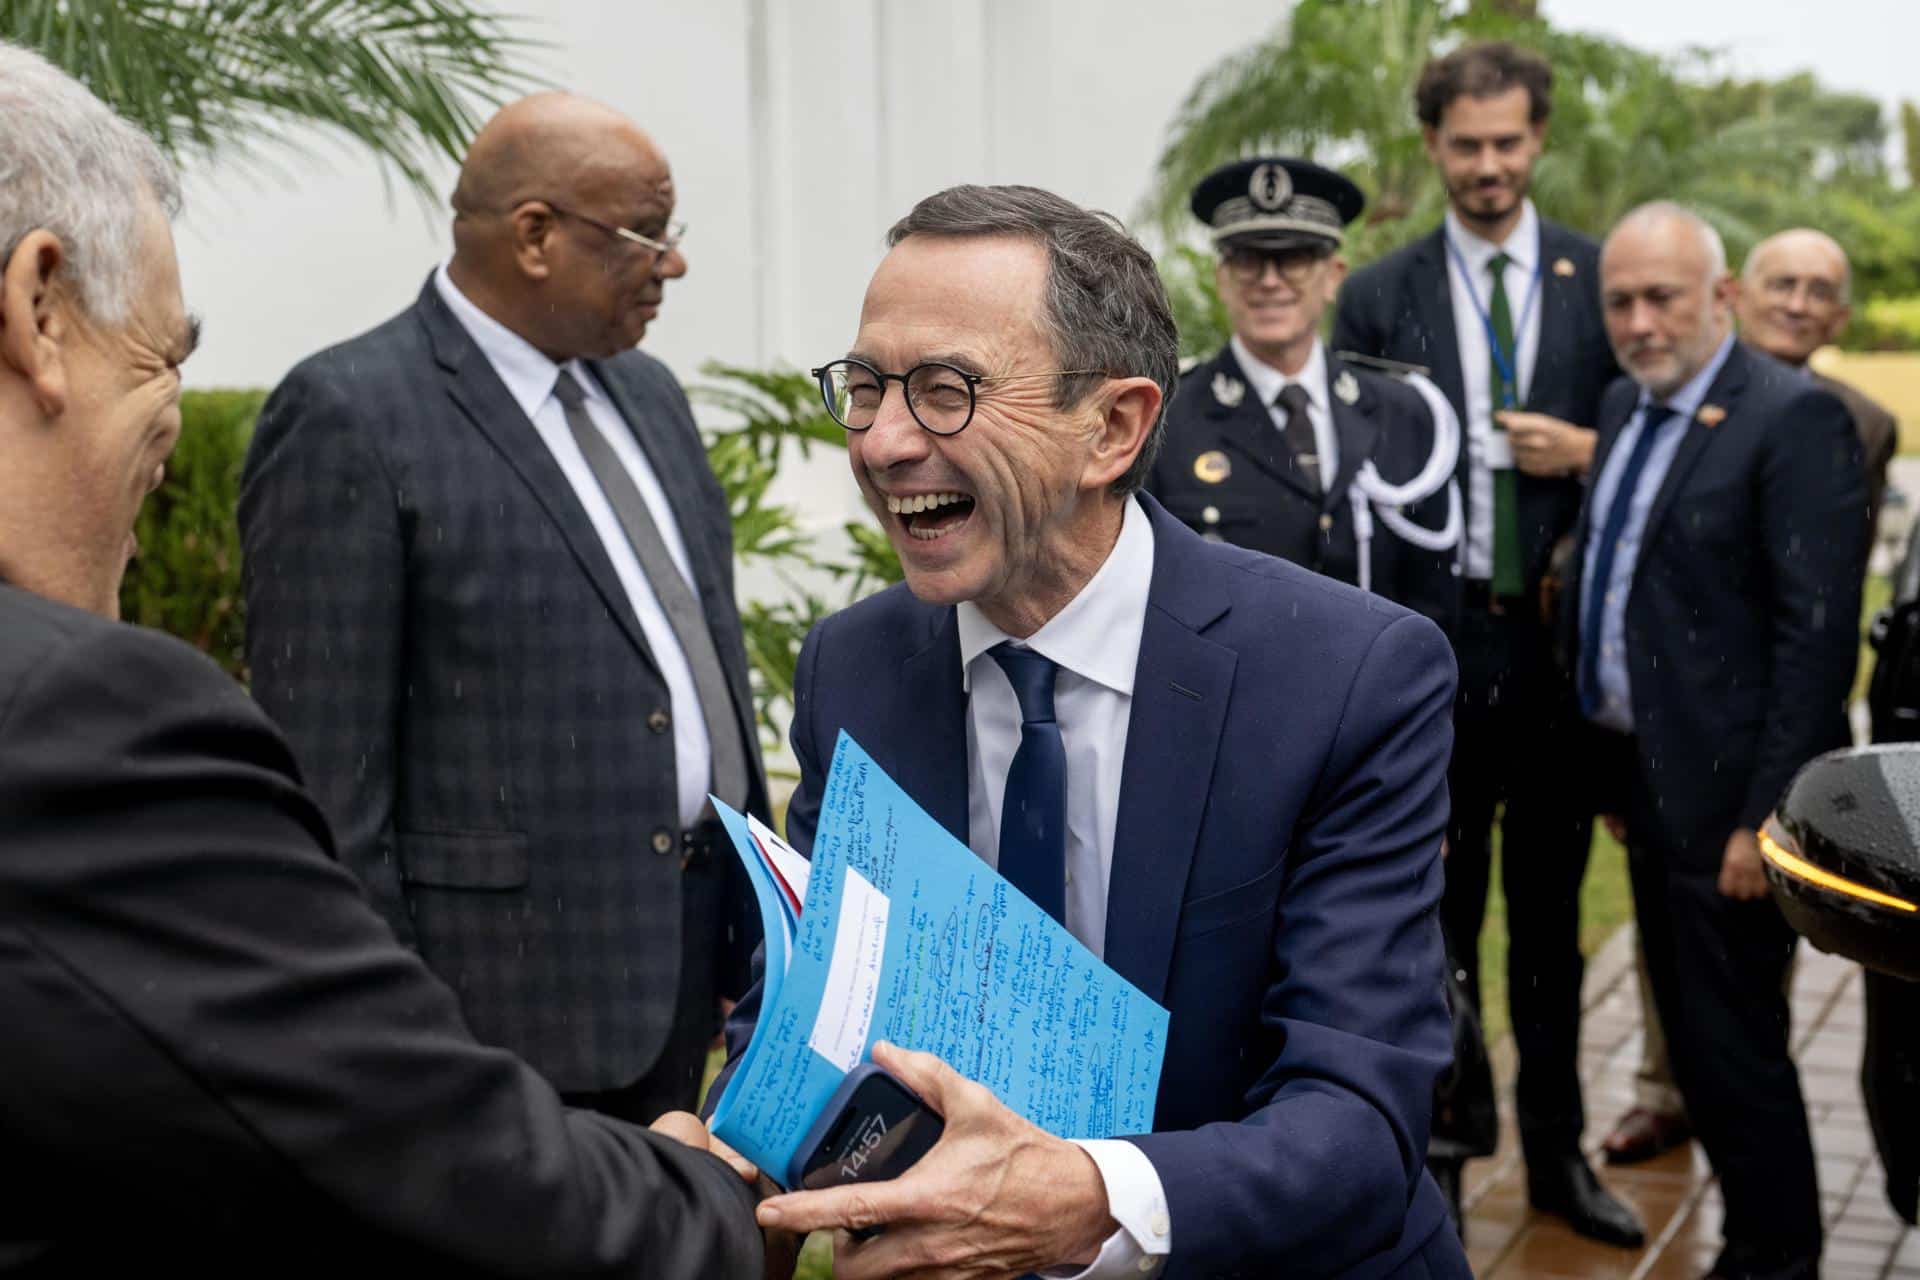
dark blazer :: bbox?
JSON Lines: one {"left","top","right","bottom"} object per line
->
{"left": 0, "top": 584, "right": 761, "bottom": 1276}
{"left": 1569, "top": 341, "right": 1868, "bottom": 862}
{"left": 1147, "top": 345, "right": 1454, "bottom": 631}
{"left": 239, "top": 277, "right": 767, "bottom": 1093}
{"left": 1813, "top": 370, "right": 1898, "bottom": 532}
{"left": 726, "top": 498, "right": 1466, "bottom": 1279}
{"left": 1333, "top": 218, "right": 1619, "bottom": 595}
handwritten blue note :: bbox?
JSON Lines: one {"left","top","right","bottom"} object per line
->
{"left": 709, "top": 731, "right": 1169, "bottom": 1183}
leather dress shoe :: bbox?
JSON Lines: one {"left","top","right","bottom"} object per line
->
{"left": 1528, "top": 1152, "right": 1645, "bottom": 1248}
{"left": 1602, "top": 1105, "right": 1692, "bottom": 1165}
{"left": 1428, "top": 1157, "right": 1464, "bottom": 1241}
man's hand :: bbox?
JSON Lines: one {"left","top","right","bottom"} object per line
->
{"left": 1717, "top": 827, "right": 1770, "bottom": 901}
{"left": 646, "top": 1111, "right": 764, "bottom": 1186}
{"left": 756, "top": 1041, "right": 1118, "bottom": 1279}
{"left": 1497, "top": 411, "right": 1595, "bottom": 478}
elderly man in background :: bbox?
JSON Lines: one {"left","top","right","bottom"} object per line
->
{"left": 1576, "top": 201, "right": 1866, "bottom": 1280}
{"left": 241, "top": 92, "right": 767, "bottom": 1123}
{"left": 1605, "top": 225, "right": 1895, "bottom": 1167}
{"left": 0, "top": 38, "right": 764, "bottom": 1274}
{"left": 1738, "top": 228, "right": 1897, "bottom": 526}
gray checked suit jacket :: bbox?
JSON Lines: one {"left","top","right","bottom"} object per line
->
{"left": 240, "top": 277, "right": 768, "bottom": 1093}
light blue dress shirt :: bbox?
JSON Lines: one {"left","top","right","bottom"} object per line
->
{"left": 1581, "top": 333, "right": 1737, "bottom": 733}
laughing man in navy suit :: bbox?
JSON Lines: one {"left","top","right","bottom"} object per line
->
{"left": 739, "top": 186, "right": 1469, "bottom": 1279}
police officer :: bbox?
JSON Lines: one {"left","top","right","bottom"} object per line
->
{"left": 1149, "top": 157, "right": 1458, "bottom": 629}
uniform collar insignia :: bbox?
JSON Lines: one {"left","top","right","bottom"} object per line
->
{"left": 1334, "top": 369, "right": 1360, "bottom": 405}
{"left": 1211, "top": 371, "right": 1246, "bottom": 408}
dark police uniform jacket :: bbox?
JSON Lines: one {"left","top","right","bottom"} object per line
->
{"left": 1148, "top": 343, "right": 1456, "bottom": 631}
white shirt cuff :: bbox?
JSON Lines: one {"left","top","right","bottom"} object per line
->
{"left": 1041, "top": 1138, "right": 1171, "bottom": 1278}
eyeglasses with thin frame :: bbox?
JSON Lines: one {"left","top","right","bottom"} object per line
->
{"left": 1757, "top": 273, "right": 1844, "bottom": 309}
{"left": 1221, "top": 245, "right": 1332, "bottom": 288}
{"left": 810, "top": 358, "right": 1108, "bottom": 436}
{"left": 535, "top": 199, "right": 687, "bottom": 258}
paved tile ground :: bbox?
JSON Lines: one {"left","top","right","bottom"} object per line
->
{"left": 1463, "top": 928, "right": 1916, "bottom": 1278}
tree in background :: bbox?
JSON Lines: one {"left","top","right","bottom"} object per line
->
{"left": 0, "top": 0, "right": 529, "bottom": 200}
{"left": 1146, "top": 0, "right": 1920, "bottom": 358}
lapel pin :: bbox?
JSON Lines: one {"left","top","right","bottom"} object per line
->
{"left": 1334, "top": 370, "right": 1360, "bottom": 405}
{"left": 1697, "top": 404, "right": 1726, "bottom": 428}
{"left": 1193, "top": 450, "right": 1232, "bottom": 484}
{"left": 1553, "top": 256, "right": 1576, "bottom": 278}
{"left": 1211, "top": 372, "right": 1245, "bottom": 408}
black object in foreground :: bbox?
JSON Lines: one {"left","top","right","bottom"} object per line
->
{"left": 787, "top": 1064, "right": 945, "bottom": 1210}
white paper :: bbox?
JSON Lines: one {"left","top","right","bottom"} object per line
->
{"left": 809, "top": 864, "right": 889, "bottom": 1071}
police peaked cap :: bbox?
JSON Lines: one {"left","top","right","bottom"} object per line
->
{"left": 1190, "top": 156, "right": 1366, "bottom": 252}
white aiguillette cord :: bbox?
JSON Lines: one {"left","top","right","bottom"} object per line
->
{"left": 1346, "top": 370, "right": 1464, "bottom": 594}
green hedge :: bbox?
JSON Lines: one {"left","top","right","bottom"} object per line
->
{"left": 120, "top": 389, "right": 261, "bottom": 678}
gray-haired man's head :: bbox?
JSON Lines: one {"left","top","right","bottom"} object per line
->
{"left": 0, "top": 38, "right": 198, "bottom": 617}
{"left": 1600, "top": 201, "right": 1735, "bottom": 400}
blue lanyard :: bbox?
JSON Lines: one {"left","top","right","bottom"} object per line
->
{"left": 1444, "top": 231, "right": 1542, "bottom": 409}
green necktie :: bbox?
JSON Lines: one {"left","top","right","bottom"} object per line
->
{"left": 1487, "top": 251, "right": 1523, "bottom": 598}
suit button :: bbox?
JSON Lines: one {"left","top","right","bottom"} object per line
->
{"left": 1319, "top": 513, "right": 1334, "bottom": 531}
{"left": 648, "top": 707, "right": 671, "bottom": 734}
{"left": 651, "top": 828, "right": 674, "bottom": 856}
{"left": 1201, "top": 505, "right": 1220, "bottom": 525}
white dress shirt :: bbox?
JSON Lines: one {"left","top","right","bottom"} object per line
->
{"left": 1444, "top": 199, "right": 1543, "bottom": 580}
{"left": 433, "top": 265, "right": 716, "bottom": 827}
{"left": 957, "top": 496, "right": 1170, "bottom": 1277}
{"left": 1231, "top": 334, "right": 1339, "bottom": 482}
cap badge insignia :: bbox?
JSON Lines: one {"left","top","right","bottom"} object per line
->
{"left": 1194, "top": 451, "right": 1232, "bottom": 484}
{"left": 1248, "top": 162, "right": 1292, "bottom": 212}
{"left": 1211, "top": 372, "right": 1245, "bottom": 408}
{"left": 1334, "top": 370, "right": 1360, "bottom": 405}
{"left": 1553, "top": 257, "right": 1577, "bottom": 278}
{"left": 1697, "top": 404, "right": 1726, "bottom": 428}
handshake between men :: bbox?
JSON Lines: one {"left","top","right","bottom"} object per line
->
{"left": 0, "top": 41, "right": 1466, "bottom": 1279}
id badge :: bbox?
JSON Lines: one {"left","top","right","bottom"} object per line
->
{"left": 1483, "top": 430, "right": 1515, "bottom": 470}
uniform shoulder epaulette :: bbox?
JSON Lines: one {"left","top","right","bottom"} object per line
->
{"left": 1333, "top": 350, "right": 1430, "bottom": 380}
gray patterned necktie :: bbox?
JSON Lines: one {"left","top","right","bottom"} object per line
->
{"left": 553, "top": 368, "right": 749, "bottom": 811}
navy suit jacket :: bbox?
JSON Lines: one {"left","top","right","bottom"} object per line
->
{"left": 240, "top": 278, "right": 767, "bottom": 1092}
{"left": 1567, "top": 341, "right": 1868, "bottom": 863}
{"left": 730, "top": 497, "right": 1462, "bottom": 1278}
{"left": 1333, "top": 219, "right": 1619, "bottom": 600}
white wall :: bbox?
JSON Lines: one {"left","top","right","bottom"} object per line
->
{"left": 174, "top": 0, "right": 1283, "bottom": 538}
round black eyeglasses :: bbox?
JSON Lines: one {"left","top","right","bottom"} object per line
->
{"left": 810, "top": 358, "right": 1106, "bottom": 436}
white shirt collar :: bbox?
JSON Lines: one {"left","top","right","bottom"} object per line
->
{"left": 1640, "top": 331, "right": 1738, "bottom": 420}
{"left": 955, "top": 495, "right": 1153, "bottom": 698}
{"left": 1230, "top": 334, "right": 1330, "bottom": 413}
{"left": 1444, "top": 199, "right": 1540, "bottom": 277}
{"left": 433, "top": 263, "right": 603, "bottom": 419}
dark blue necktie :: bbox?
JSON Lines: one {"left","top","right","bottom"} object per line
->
{"left": 990, "top": 643, "right": 1067, "bottom": 926}
{"left": 1579, "top": 404, "right": 1681, "bottom": 717}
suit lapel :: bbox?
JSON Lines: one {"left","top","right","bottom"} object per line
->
{"left": 1104, "top": 499, "right": 1236, "bottom": 1003}
{"left": 1322, "top": 351, "right": 1379, "bottom": 513}
{"left": 1528, "top": 223, "right": 1574, "bottom": 411}
{"left": 1641, "top": 342, "right": 1750, "bottom": 547}
{"left": 1409, "top": 230, "right": 1466, "bottom": 419}
{"left": 417, "top": 283, "right": 660, "bottom": 676}
{"left": 894, "top": 608, "right": 971, "bottom": 844}
{"left": 1206, "top": 348, "right": 1320, "bottom": 500}
{"left": 587, "top": 357, "right": 761, "bottom": 751}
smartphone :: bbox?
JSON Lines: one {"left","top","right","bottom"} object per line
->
{"left": 784, "top": 1063, "right": 945, "bottom": 1195}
